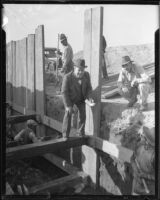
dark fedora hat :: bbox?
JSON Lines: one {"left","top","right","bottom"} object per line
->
{"left": 60, "top": 33, "right": 67, "bottom": 42}
{"left": 74, "top": 59, "right": 87, "bottom": 69}
{"left": 122, "top": 55, "right": 133, "bottom": 66}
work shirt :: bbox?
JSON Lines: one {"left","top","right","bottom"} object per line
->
{"left": 61, "top": 71, "right": 92, "bottom": 107}
{"left": 14, "top": 128, "right": 36, "bottom": 144}
{"left": 117, "top": 63, "right": 151, "bottom": 88}
{"left": 62, "top": 43, "right": 73, "bottom": 73}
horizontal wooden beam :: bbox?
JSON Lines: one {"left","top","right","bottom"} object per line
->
{"left": 7, "top": 101, "right": 36, "bottom": 115}
{"left": 87, "top": 136, "right": 133, "bottom": 163}
{"left": 6, "top": 136, "right": 133, "bottom": 163}
{"left": 6, "top": 137, "right": 88, "bottom": 161}
{"left": 7, "top": 114, "right": 37, "bottom": 124}
{"left": 29, "top": 174, "right": 84, "bottom": 194}
{"left": 43, "top": 154, "right": 88, "bottom": 180}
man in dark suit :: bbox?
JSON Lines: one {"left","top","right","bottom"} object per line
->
{"left": 61, "top": 58, "right": 95, "bottom": 138}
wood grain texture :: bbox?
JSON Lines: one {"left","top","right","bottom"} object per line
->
{"left": 27, "top": 34, "right": 35, "bottom": 112}
{"left": 35, "top": 25, "right": 45, "bottom": 137}
{"left": 82, "top": 7, "right": 103, "bottom": 188}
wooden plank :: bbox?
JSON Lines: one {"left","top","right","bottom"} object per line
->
{"left": 20, "top": 38, "right": 27, "bottom": 110}
{"left": 87, "top": 136, "right": 133, "bottom": 163}
{"left": 7, "top": 114, "right": 37, "bottom": 124}
{"left": 102, "top": 88, "right": 119, "bottom": 99}
{"left": 6, "top": 43, "right": 9, "bottom": 102}
{"left": 6, "top": 42, "right": 13, "bottom": 102}
{"left": 27, "top": 34, "right": 36, "bottom": 112}
{"left": 11, "top": 102, "right": 36, "bottom": 115}
{"left": 29, "top": 174, "right": 83, "bottom": 194}
{"left": 43, "top": 115, "right": 62, "bottom": 132}
{"left": 35, "top": 25, "right": 45, "bottom": 137}
{"left": 12, "top": 41, "right": 16, "bottom": 105}
{"left": 82, "top": 7, "right": 103, "bottom": 188}
{"left": 44, "top": 153, "right": 87, "bottom": 177}
{"left": 6, "top": 137, "right": 88, "bottom": 161}
{"left": 15, "top": 40, "right": 21, "bottom": 106}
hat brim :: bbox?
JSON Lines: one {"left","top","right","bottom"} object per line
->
{"left": 74, "top": 65, "right": 87, "bottom": 69}
{"left": 122, "top": 60, "right": 133, "bottom": 66}
{"left": 60, "top": 38, "right": 67, "bottom": 42}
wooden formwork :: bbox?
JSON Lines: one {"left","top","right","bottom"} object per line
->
{"left": 6, "top": 8, "right": 136, "bottom": 195}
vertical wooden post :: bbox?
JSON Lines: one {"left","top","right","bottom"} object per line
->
{"left": 82, "top": 7, "right": 103, "bottom": 187}
{"left": 6, "top": 42, "right": 13, "bottom": 103}
{"left": 20, "top": 38, "right": 27, "bottom": 113}
{"left": 12, "top": 41, "right": 16, "bottom": 105}
{"left": 27, "top": 34, "right": 36, "bottom": 113}
{"left": 15, "top": 40, "right": 21, "bottom": 107}
{"left": 35, "top": 25, "right": 45, "bottom": 137}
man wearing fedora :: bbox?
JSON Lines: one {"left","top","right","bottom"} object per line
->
{"left": 117, "top": 55, "right": 151, "bottom": 111}
{"left": 61, "top": 58, "right": 95, "bottom": 138}
{"left": 59, "top": 33, "right": 74, "bottom": 74}
{"left": 131, "top": 126, "right": 155, "bottom": 194}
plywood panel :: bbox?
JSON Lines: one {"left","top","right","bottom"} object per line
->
{"left": 35, "top": 25, "right": 45, "bottom": 137}
{"left": 27, "top": 34, "right": 35, "bottom": 112}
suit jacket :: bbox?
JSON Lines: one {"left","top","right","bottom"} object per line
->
{"left": 61, "top": 71, "right": 92, "bottom": 107}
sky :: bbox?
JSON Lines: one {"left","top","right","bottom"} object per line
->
{"left": 3, "top": 4, "right": 159, "bottom": 53}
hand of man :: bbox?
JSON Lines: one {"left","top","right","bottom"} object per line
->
{"left": 85, "top": 98, "right": 96, "bottom": 107}
{"left": 122, "top": 87, "right": 129, "bottom": 93}
{"left": 66, "top": 106, "right": 73, "bottom": 114}
{"left": 131, "top": 79, "right": 138, "bottom": 87}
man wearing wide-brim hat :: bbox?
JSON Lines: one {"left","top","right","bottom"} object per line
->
{"left": 59, "top": 33, "right": 74, "bottom": 74}
{"left": 117, "top": 56, "right": 151, "bottom": 111}
{"left": 61, "top": 58, "right": 95, "bottom": 138}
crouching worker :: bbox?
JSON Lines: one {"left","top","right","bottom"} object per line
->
{"left": 117, "top": 56, "right": 151, "bottom": 111}
{"left": 14, "top": 119, "right": 40, "bottom": 145}
{"left": 131, "top": 126, "right": 155, "bottom": 195}
{"left": 61, "top": 58, "right": 95, "bottom": 138}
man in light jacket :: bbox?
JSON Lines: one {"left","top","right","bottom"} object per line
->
{"left": 117, "top": 56, "right": 151, "bottom": 111}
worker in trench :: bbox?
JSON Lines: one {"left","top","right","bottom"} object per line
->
{"left": 61, "top": 58, "right": 95, "bottom": 138}
{"left": 117, "top": 56, "right": 151, "bottom": 111}
{"left": 131, "top": 126, "right": 155, "bottom": 195}
{"left": 60, "top": 33, "right": 74, "bottom": 75}
{"left": 14, "top": 119, "right": 41, "bottom": 145}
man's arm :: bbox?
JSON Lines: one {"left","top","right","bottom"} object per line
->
{"left": 61, "top": 75, "right": 72, "bottom": 107}
{"left": 135, "top": 65, "right": 151, "bottom": 84}
{"left": 14, "top": 130, "right": 24, "bottom": 142}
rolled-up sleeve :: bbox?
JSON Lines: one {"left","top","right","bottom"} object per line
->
{"left": 117, "top": 71, "right": 124, "bottom": 89}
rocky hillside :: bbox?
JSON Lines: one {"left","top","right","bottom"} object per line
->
{"left": 74, "top": 43, "right": 154, "bottom": 74}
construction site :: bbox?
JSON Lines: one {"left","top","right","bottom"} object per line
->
{"left": 5, "top": 6, "right": 158, "bottom": 196}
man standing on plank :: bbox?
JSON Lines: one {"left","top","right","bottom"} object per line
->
{"left": 61, "top": 58, "right": 95, "bottom": 138}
